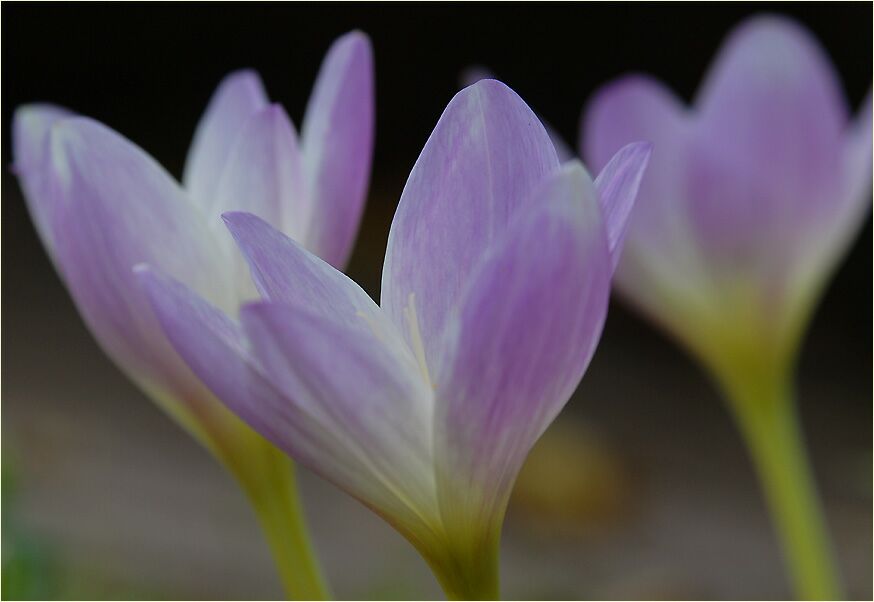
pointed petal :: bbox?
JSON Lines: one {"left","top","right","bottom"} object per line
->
{"left": 687, "top": 16, "right": 849, "bottom": 266}
{"left": 459, "top": 66, "right": 575, "bottom": 162}
{"left": 434, "top": 162, "right": 611, "bottom": 531}
{"left": 241, "top": 302, "right": 438, "bottom": 534}
{"left": 209, "top": 104, "right": 305, "bottom": 230}
{"left": 300, "top": 31, "right": 375, "bottom": 268}
{"left": 12, "top": 103, "right": 75, "bottom": 260}
{"left": 222, "top": 211, "right": 386, "bottom": 330}
{"left": 141, "top": 260, "right": 440, "bottom": 542}
{"left": 382, "top": 79, "right": 560, "bottom": 372}
{"left": 183, "top": 70, "right": 269, "bottom": 205}
{"left": 47, "top": 117, "right": 234, "bottom": 388}
{"left": 592, "top": 142, "right": 652, "bottom": 272}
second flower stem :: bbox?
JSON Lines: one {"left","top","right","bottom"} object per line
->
{"left": 723, "top": 371, "right": 842, "bottom": 600}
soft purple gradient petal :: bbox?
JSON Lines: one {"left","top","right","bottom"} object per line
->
{"left": 47, "top": 117, "right": 234, "bottom": 388}
{"left": 382, "top": 79, "right": 560, "bottom": 372}
{"left": 300, "top": 31, "right": 375, "bottom": 268}
{"left": 460, "top": 66, "right": 575, "bottom": 161}
{"left": 183, "top": 70, "right": 269, "bottom": 205}
{"left": 434, "top": 161, "right": 611, "bottom": 531}
{"left": 688, "top": 16, "right": 848, "bottom": 271}
{"left": 222, "top": 211, "right": 390, "bottom": 332}
{"left": 138, "top": 265, "right": 436, "bottom": 535}
{"left": 12, "top": 104, "right": 75, "bottom": 260}
{"left": 240, "top": 302, "right": 437, "bottom": 535}
{"left": 592, "top": 142, "right": 653, "bottom": 272}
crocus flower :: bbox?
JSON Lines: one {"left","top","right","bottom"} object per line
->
{"left": 12, "top": 31, "right": 374, "bottom": 599}
{"left": 137, "top": 79, "right": 650, "bottom": 600}
{"left": 583, "top": 15, "right": 870, "bottom": 599}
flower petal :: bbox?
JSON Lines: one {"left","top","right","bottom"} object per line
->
{"left": 434, "top": 161, "right": 611, "bottom": 532}
{"left": 12, "top": 103, "right": 75, "bottom": 260}
{"left": 47, "top": 117, "right": 234, "bottom": 390}
{"left": 688, "top": 16, "right": 848, "bottom": 269}
{"left": 222, "top": 211, "right": 386, "bottom": 330}
{"left": 460, "top": 66, "right": 575, "bottom": 162}
{"left": 382, "top": 79, "right": 560, "bottom": 372}
{"left": 208, "top": 105, "right": 307, "bottom": 297}
{"left": 183, "top": 70, "right": 269, "bottom": 205}
{"left": 240, "top": 301, "right": 439, "bottom": 538}
{"left": 300, "top": 31, "right": 375, "bottom": 268}
{"left": 592, "top": 142, "right": 652, "bottom": 272}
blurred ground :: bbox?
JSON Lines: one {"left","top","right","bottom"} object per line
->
{"left": 2, "top": 171, "right": 871, "bottom": 600}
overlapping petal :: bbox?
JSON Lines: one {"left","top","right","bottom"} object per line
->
{"left": 12, "top": 104, "right": 75, "bottom": 260}
{"left": 592, "top": 142, "right": 653, "bottom": 272}
{"left": 183, "top": 70, "right": 269, "bottom": 205}
{"left": 46, "top": 117, "right": 234, "bottom": 389}
{"left": 300, "top": 31, "right": 375, "bottom": 268}
{"left": 382, "top": 80, "right": 560, "bottom": 373}
{"left": 434, "top": 162, "right": 611, "bottom": 530}
{"left": 688, "top": 16, "right": 848, "bottom": 271}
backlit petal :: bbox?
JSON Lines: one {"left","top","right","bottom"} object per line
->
{"left": 300, "top": 31, "right": 375, "bottom": 268}
{"left": 382, "top": 79, "right": 560, "bottom": 372}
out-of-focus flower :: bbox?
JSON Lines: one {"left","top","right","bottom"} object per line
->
{"left": 583, "top": 15, "right": 870, "bottom": 599}
{"left": 138, "top": 79, "right": 650, "bottom": 599}
{"left": 12, "top": 30, "right": 375, "bottom": 599}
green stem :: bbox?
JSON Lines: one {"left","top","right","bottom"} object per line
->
{"left": 239, "top": 451, "right": 330, "bottom": 600}
{"left": 721, "top": 370, "right": 842, "bottom": 600}
{"left": 424, "top": 528, "right": 501, "bottom": 600}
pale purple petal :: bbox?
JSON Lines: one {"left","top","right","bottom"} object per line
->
{"left": 240, "top": 302, "right": 438, "bottom": 535}
{"left": 583, "top": 74, "right": 692, "bottom": 261}
{"left": 687, "top": 16, "right": 849, "bottom": 270}
{"left": 47, "top": 117, "right": 234, "bottom": 389}
{"left": 222, "top": 211, "right": 386, "bottom": 331}
{"left": 300, "top": 31, "right": 375, "bottom": 268}
{"left": 382, "top": 79, "right": 560, "bottom": 372}
{"left": 460, "top": 66, "right": 575, "bottom": 162}
{"left": 592, "top": 142, "right": 652, "bottom": 272}
{"left": 183, "top": 70, "right": 269, "bottom": 205}
{"left": 434, "top": 161, "right": 611, "bottom": 530}
{"left": 12, "top": 104, "right": 75, "bottom": 260}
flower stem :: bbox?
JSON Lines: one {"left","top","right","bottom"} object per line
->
{"left": 721, "top": 370, "right": 842, "bottom": 600}
{"left": 239, "top": 450, "right": 330, "bottom": 600}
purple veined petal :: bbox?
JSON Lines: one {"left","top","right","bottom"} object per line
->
{"left": 382, "top": 79, "right": 560, "bottom": 375}
{"left": 12, "top": 103, "right": 75, "bottom": 261}
{"left": 222, "top": 211, "right": 393, "bottom": 334}
{"left": 241, "top": 301, "right": 439, "bottom": 538}
{"left": 183, "top": 70, "right": 269, "bottom": 205}
{"left": 460, "top": 66, "right": 575, "bottom": 162}
{"left": 592, "top": 141, "right": 653, "bottom": 273}
{"left": 300, "top": 31, "right": 375, "bottom": 268}
{"left": 434, "top": 161, "right": 611, "bottom": 534}
{"left": 47, "top": 117, "right": 235, "bottom": 390}
{"left": 138, "top": 264, "right": 439, "bottom": 539}
{"left": 210, "top": 105, "right": 307, "bottom": 298}
{"left": 687, "top": 16, "right": 849, "bottom": 270}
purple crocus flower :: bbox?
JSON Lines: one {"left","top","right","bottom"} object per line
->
{"left": 138, "top": 79, "right": 650, "bottom": 599}
{"left": 12, "top": 31, "right": 374, "bottom": 599}
{"left": 583, "top": 15, "right": 870, "bottom": 599}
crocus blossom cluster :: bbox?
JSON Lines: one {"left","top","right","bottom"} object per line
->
{"left": 583, "top": 16, "right": 872, "bottom": 384}
{"left": 138, "top": 79, "right": 650, "bottom": 597}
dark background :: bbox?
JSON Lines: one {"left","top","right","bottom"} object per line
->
{"left": 2, "top": 3, "right": 871, "bottom": 600}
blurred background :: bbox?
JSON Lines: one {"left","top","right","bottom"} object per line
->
{"left": 2, "top": 3, "right": 871, "bottom": 600}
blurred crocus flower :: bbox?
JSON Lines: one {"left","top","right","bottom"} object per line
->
{"left": 139, "top": 79, "right": 650, "bottom": 599}
{"left": 583, "top": 15, "right": 870, "bottom": 599}
{"left": 12, "top": 31, "right": 374, "bottom": 599}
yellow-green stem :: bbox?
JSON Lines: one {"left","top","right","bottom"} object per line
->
{"left": 720, "top": 370, "right": 842, "bottom": 600}
{"left": 239, "top": 452, "right": 330, "bottom": 600}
